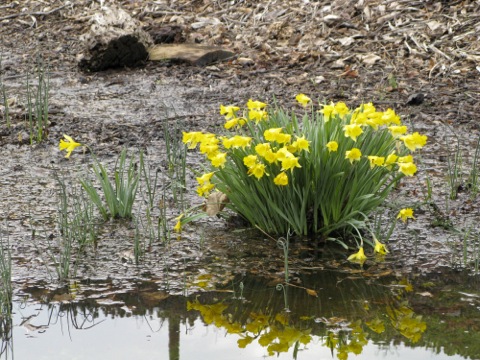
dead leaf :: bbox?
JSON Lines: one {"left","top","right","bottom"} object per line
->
{"left": 204, "top": 191, "right": 229, "bottom": 216}
{"left": 306, "top": 288, "right": 318, "bottom": 297}
{"left": 338, "top": 37, "right": 354, "bottom": 47}
{"left": 426, "top": 20, "right": 446, "bottom": 36}
{"left": 323, "top": 14, "right": 342, "bottom": 26}
{"left": 358, "top": 53, "right": 381, "bottom": 66}
{"left": 339, "top": 65, "right": 358, "bottom": 78}
{"left": 6, "top": 97, "right": 16, "bottom": 107}
{"left": 331, "top": 58, "right": 347, "bottom": 69}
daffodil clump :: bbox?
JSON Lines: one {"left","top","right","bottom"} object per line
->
{"left": 183, "top": 96, "right": 427, "bottom": 249}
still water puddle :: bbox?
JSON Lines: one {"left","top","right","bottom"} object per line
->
{"left": 3, "top": 270, "right": 479, "bottom": 360}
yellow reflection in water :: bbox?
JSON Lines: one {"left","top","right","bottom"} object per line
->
{"left": 187, "top": 277, "right": 426, "bottom": 359}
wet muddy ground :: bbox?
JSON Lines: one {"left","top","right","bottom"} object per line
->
{"left": 1, "top": 0, "right": 480, "bottom": 302}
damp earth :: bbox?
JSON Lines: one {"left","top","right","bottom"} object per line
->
{"left": 1, "top": 1, "right": 480, "bottom": 359}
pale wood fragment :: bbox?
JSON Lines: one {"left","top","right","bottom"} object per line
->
{"left": 148, "top": 44, "right": 234, "bottom": 66}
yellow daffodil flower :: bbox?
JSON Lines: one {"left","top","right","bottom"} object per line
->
{"left": 373, "top": 237, "right": 388, "bottom": 255}
{"left": 388, "top": 125, "right": 408, "bottom": 138}
{"left": 230, "top": 135, "right": 252, "bottom": 149}
{"left": 345, "top": 148, "right": 362, "bottom": 163}
{"left": 275, "top": 147, "right": 293, "bottom": 162}
{"left": 385, "top": 152, "right": 398, "bottom": 166}
{"left": 398, "top": 162, "right": 417, "bottom": 176}
{"left": 326, "top": 141, "right": 338, "bottom": 152}
{"left": 220, "top": 104, "right": 240, "bottom": 120}
{"left": 295, "top": 93, "right": 311, "bottom": 107}
{"left": 263, "top": 150, "right": 277, "bottom": 163}
{"left": 247, "top": 162, "right": 267, "bottom": 179}
{"left": 347, "top": 247, "right": 367, "bottom": 265}
{"left": 366, "top": 113, "right": 383, "bottom": 130}
{"left": 264, "top": 128, "right": 284, "bottom": 142}
{"left": 381, "top": 108, "right": 401, "bottom": 125}
{"left": 248, "top": 109, "right": 268, "bottom": 123}
{"left": 334, "top": 102, "right": 350, "bottom": 117}
{"left": 224, "top": 118, "right": 238, "bottom": 129}
{"left": 222, "top": 137, "right": 234, "bottom": 149}
{"left": 351, "top": 111, "right": 368, "bottom": 126}
{"left": 275, "top": 133, "right": 291, "bottom": 144}
{"left": 224, "top": 117, "right": 247, "bottom": 129}
{"left": 199, "top": 141, "right": 219, "bottom": 157}
{"left": 247, "top": 99, "right": 267, "bottom": 110}
{"left": 173, "top": 214, "right": 184, "bottom": 233}
{"left": 397, "top": 208, "right": 415, "bottom": 223}
{"left": 255, "top": 143, "right": 271, "bottom": 157}
{"left": 319, "top": 103, "right": 335, "bottom": 122}
{"left": 196, "top": 172, "right": 214, "bottom": 185}
{"left": 344, "top": 124, "right": 363, "bottom": 142}
{"left": 281, "top": 156, "right": 301, "bottom": 172}
{"left": 59, "top": 134, "right": 82, "bottom": 158}
{"left": 400, "top": 132, "right": 427, "bottom": 152}
{"left": 211, "top": 152, "right": 227, "bottom": 168}
{"left": 292, "top": 136, "right": 310, "bottom": 152}
{"left": 243, "top": 155, "right": 258, "bottom": 168}
{"left": 274, "top": 171, "right": 288, "bottom": 186}
{"left": 367, "top": 155, "right": 385, "bottom": 169}
{"left": 182, "top": 131, "right": 203, "bottom": 149}
{"left": 356, "top": 102, "right": 376, "bottom": 116}
{"left": 397, "top": 155, "right": 413, "bottom": 163}
{"left": 197, "top": 182, "right": 215, "bottom": 197}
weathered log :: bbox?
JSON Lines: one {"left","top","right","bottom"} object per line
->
{"left": 78, "top": 5, "right": 153, "bottom": 72}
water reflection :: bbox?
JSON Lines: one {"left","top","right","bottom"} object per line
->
{"left": 5, "top": 270, "right": 478, "bottom": 360}
{"left": 187, "top": 272, "right": 427, "bottom": 359}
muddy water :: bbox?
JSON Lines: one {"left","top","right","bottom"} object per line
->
{"left": 6, "top": 269, "right": 479, "bottom": 360}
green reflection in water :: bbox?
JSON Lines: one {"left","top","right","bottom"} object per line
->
{"left": 188, "top": 271, "right": 427, "bottom": 359}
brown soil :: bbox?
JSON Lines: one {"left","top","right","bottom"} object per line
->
{"left": 1, "top": 0, "right": 480, "bottom": 296}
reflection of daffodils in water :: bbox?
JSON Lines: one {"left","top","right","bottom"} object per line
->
{"left": 326, "top": 321, "right": 368, "bottom": 360}
{"left": 387, "top": 304, "right": 426, "bottom": 343}
{"left": 365, "top": 318, "right": 385, "bottom": 334}
{"left": 188, "top": 299, "right": 311, "bottom": 356}
{"left": 187, "top": 279, "right": 427, "bottom": 360}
